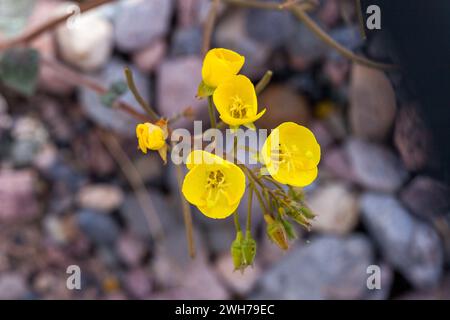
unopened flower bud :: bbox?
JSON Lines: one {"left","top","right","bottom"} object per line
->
{"left": 230, "top": 231, "right": 244, "bottom": 271}
{"left": 241, "top": 233, "right": 257, "bottom": 266}
{"left": 264, "top": 215, "right": 289, "bottom": 250}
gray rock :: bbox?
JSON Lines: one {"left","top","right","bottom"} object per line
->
{"left": 215, "top": 11, "right": 271, "bottom": 78}
{"left": 114, "top": 0, "right": 173, "bottom": 52}
{"left": 246, "top": 5, "right": 296, "bottom": 47}
{"left": 253, "top": 235, "right": 375, "bottom": 299}
{"left": 78, "top": 59, "right": 150, "bottom": 136}
{"left": 361, "top": 193, "right": 443, "bottom": 288}
{"left": 77, "top": 209, "right": 120, "bottom": 247}
{"left": 170, "top": 26, "right": 202, "bottom": 56}
{"left": 346, "top": 138, "right": 408, "bottom": 192}
{"left": 400, "top": 176, "right": 450, "bottom": 220}
{"left": 349, "top": 64, "right": 397, "bottom": 141}
{"left": 0, "top": 273, "right": 28, "bottom": 300}
{"left": 286, "top": 18, "right": 328, "bottom": 70}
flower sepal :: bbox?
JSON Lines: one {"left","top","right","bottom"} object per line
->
{"left": 196, "top": 80, "right": 215, "bottom": 99}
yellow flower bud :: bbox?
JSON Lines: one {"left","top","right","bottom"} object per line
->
{"left": 241, "top": 233, "right": 257, "bottom": 266}
{"left": 202, "top": 48, "right": 245, "bottom": 88}
{"left": 136, "top": 122, "right": 166, "bottom": 153}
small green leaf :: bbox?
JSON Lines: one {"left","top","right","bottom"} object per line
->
{"left": 196, "top": 80, "right": 215, "bottom": 99}
{"left": 100, "top": 80, "right": 128, "bottom": 107}
{"left": 0, "top": 48, "right": 40, "bottom": 96}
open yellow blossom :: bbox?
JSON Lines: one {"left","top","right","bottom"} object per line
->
{"left": 182, "top": 150, "right": 246, "bottom": 219}
{"left": 213, "top": 75, "right": 266, "bottom": 129}
{"left": 202, "top": 48, "right": 245, "bottom": 88}
{"left": 136, "top": 121, "right": 168, "bottom": 163}
{"left": 261, "top": 122, "right": 321, "bottom": 187}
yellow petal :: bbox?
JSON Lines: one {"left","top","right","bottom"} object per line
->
{"left": 186, "top": 150, "right": 225, "bottom": 170}
{"left": 182, "top": 164, "right": 209, "bottom": 206}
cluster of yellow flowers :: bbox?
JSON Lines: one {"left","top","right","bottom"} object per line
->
{"left": 135, "top": 48, "right": 321, "bottom": 271}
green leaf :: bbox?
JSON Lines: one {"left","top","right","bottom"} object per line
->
{"left": 100, "top": 80, "right": 128, "bottom": 107}
{"left": 196, "top": 80, "right": 215, "bottom": 99}
{"left": 0, "top": 48, "right": 40, "bottom": 96}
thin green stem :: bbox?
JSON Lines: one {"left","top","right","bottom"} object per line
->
{"left": 174, "top": 157, "right": 196, "bottom": 259}
{"left": 207, "top": 96, "right": 217, "bottom": 128}
{"left": 246, "top": 186, "right": 253, "bottom": 234}
{"left": 262, "top": 175, "right": 285, "bottom": 191}
{"left": 124, "top": 67, "right": 159, "bottom": 121}
{"left": 290, "top": 7, "right": 396, "bottom": 70}
{"left": 255, "top": 70, "right": 273, "bottom": 95}
{"left": 234, "top": 211, "right": 242, "bottom": 232}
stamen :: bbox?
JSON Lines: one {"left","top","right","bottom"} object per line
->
{"left": 229, "top": 95, "right": 249, "bottom": 119}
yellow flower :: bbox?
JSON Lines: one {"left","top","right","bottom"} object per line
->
{"left": 213, "top": 75, "right": 266, "bottom": 129}
{"left": 182, "top": 150, "right": 246, "bottom": 219}
{"left": 261, "top": 122, "right": 321, "bottom": 187}
{"left": 136, "top": 121, "right": 168, "bottom": 163}
{"left": 202, "top": 48, "right": 245, "bottom": 88}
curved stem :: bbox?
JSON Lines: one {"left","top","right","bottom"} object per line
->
{"left": 255, "top": 70, "right": 273, "bottom": 95}
{"left": 290, "top": 7, "right": 396, "bottom": 70}
{"left": 124, "top": 67, "right": 159, "bottom": 121}
{"left": 355, "top": 0, "right": 367, "bottom": 39}
{"left": 207, "top": 96, "right": 217, "bottom": 128}
{"left": 0, "top": 0, "right": 114, "bottom": 51}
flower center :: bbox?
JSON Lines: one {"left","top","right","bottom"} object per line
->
{"left": 270, "top": 144, "right": 313, "bottom": 172}
{"left": 229, "top": 95, "right": 249, "bottom": 119}
{"left": 205, "top": 170, "right": 231, "bottom": 207}
{"left": 206, "top": 170, "right": 226, "bottom": 189}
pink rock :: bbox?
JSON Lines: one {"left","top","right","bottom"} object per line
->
{"left": 394, "top": 105, "right": 435, "bottom": 171}
{"left": 322, "top": 146, "right": 357, "bottom": 183}
{"left": 132, "top": 39, "right": 167, "bottom": 73}
{"left": 117, "top": 233, "right": 147, "bottom": 267}
{"left": 156, "top": 57, "right": 206, "bottom": 128}
{"left": 0, "top": 169, "right": 39, "bottom": 223}
{"left": 124, "top": 268, "right": 152, "bottom": 299}
{"left": 215, "top": 254, "right": 261, "bottom": 296}
{"left": 310, "top": 120, "right": 335, "bottom": 151}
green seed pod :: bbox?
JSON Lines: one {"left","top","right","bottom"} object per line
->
{"left": 300, "top": 206, "right": 315, "bottom": 219}
{"left": 264, "top": 215, "right": 289, "bottom": 250}
{"left": 281, "top": 218, "right": 298, "bottom": 240}
{"left": 287, "top": 209, "right": 311, "bottom": 230}
{"left": 241, "top": 233, "right": 257, "bottom": 266}
{"left": 230, "top": 231, "right": 244, "bottom": 271}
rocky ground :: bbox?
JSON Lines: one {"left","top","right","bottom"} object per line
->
{"left": 0, "top": 0, "right": 449, "bottom": 299}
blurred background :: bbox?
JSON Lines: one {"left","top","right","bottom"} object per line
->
{"left": 0, "top": 0, "right": 449, "bottom": 300}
